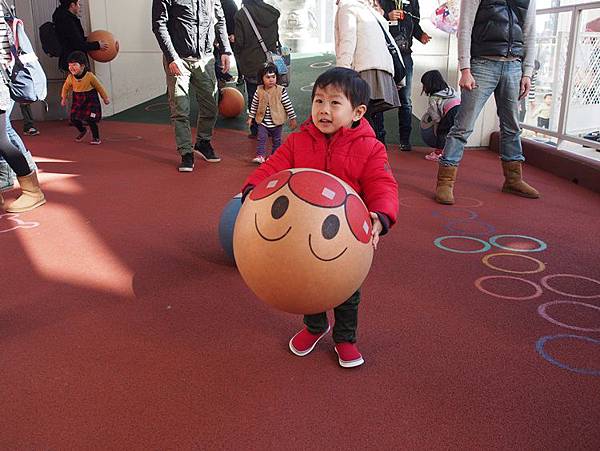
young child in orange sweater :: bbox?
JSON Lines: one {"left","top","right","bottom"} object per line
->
{"left": 61, "top": 51, "right": 110, "bottom": 145}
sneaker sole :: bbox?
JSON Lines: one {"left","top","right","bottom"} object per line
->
{"left": 194, "top": 150, "right": 221, "bottom": 163}
{"left": 289, "top": 324, "right": 331, "bottom": 357}
{"left": 178, "top": 167, "right": 194, "bottom": 172}
{"left": 334, "top": 348, "right": 365, "bottom": 368}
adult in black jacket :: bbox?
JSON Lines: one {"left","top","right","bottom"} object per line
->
{"left": 152, "top": 0, "right": 231, "bottom": 172}
{"left": 233, "top": 0, "right": 280, "bottom": 138}
{"left": 53, "top": 0, "right": 108, "bottom": 72}
{"left": 215, "top": 0, "right": 239, "bottom": 84}
{"left": 376, "top": 0, "right": 431, "bottom": 149}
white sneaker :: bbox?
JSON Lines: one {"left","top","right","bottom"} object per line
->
{"left": 251, "top": 156, "right": 265, "bottom": 164}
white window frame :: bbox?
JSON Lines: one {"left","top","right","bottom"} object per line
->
{"left": 522, "top": 1, "right": 600, "bottom": 151}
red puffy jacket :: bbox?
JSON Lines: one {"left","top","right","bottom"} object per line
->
{"left": 243, "top": 118, "right": 399, "bottom": 226}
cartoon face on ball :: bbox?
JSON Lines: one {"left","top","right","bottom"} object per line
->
{"left": 249, "top": 169, "right": 372, "bottom": 258}
{"left": 233, "top": 169, "right": 374, "bottom": 315}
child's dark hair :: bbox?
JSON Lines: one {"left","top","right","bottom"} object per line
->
{"left": 421, "top": 70, "right": 449, "bottom": 95}
{"left": 257, "top": 62, "right": 278, "bottom": 84}
{"left": 544, "top": 93, "right": 552, "bottom": 99}
{"left": 311, "top": 67, "right": 370, "bottom": 109}
{"left": 67, "top": 51, "right": 89, "bottom": 69}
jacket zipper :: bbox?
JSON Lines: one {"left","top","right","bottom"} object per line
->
{"left": 507, "top": 2, "right": 513, "bottom": 56}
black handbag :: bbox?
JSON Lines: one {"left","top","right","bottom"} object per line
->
{"left": 373, "top": 15, "right": 406, "bottom": 86}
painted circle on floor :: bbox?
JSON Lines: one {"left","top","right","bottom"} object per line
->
{"left": 538, "top": 301, "right": 600, "bottom": 332}
{"left": 434, "top": 236, "right": 491, "bottom": 253}
{"left": 474, "top": 275, "right": 543, "bottom": 300}
{"left": 399, "top": 196, "right": 437, "bottom": 208}
{"left": 144, "top": 102, "right": 170, "bottom": 112}
{"left": 452, "top": 197, "right": 484, "bottom": 208}
{"left": 444, "top": 219, "right": 496, "bottom": 237}
{"left": 536, "top": 334, "right": 600, "bottom": 376}
{"left": 432, "top": 208, "right": 479, "bottom": 221}
{"left": 488, "top": 234, "right": 547, "bottom": 252}
{"left": 540, "top": 274, "right": 600, "bottom": 299}
{"left": 400, "top": 197, "right": 483, "bottom": 208}
{"left": 482, "top": 253, "right": 546, "bottom": 274}
{"left": 301, "top": 82, "right": 315, "bottom": 92}
{"left": 105, "top": 134, "right": 143, "bottom": 142}
{"left": 310, "top": 61, "right": 333, "bottom": 69}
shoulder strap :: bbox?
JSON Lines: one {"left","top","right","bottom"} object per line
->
{"left": 242, "top": 6, "right": 269, "bottom": 56}
{"left": 369, "top": 8, "right": 394, "bottom": 47}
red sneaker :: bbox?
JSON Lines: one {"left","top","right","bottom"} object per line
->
{"left": 334, "top": 342, "right": 364, "bottom": 368}
{"left": 289, "top": 324, "right": 330, "bottom": 356}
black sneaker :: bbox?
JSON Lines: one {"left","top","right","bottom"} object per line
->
{"left": 178, "top": 152, "right": 194, "bottom": 172}
{"left": 194, "top": 141, "right": 221, "bottom": 162}
{"left": 399, "top": 143, "right": 412, "bottom": 152}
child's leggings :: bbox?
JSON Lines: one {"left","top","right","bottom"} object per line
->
{"left": 256, "top": 124, "right": 282, "bottom": 157}
{"left": 0, "top": 112, "right": 30, "bottom": 177}
{"left": 73, "top": 119, "right": 99, "bottom": 140}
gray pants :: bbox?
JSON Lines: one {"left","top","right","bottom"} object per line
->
{"left": 164, "top": 56, "right": 218, "bottom": 155}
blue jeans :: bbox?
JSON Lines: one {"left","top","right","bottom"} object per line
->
{"left": 441, "top": 58, "right": 525, "bottom": 167}
{"left": 397, "top": 51, "right": 414, "bottom": 144}
{"left": 0, "top": 101, "right": 37, "bottom": 190}
{"left": 370, "top": 51, "right": 414, "bottom": 144}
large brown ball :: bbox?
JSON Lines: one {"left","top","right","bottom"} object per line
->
{"left": 219, "top": 87, "right": 245, "bottom": 118}
{"left": 233, "top": 168, "right": 374, "bottom": 315}
{"left": 87, "top": 30, "right": 119, "bottom": 63}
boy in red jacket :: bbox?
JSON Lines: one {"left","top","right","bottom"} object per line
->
{"left": 241, "top": 67, "right": 399, "bottom": 368}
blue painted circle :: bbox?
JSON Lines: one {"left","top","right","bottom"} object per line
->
{"left": 218, "top": 194, "right": 242, "bottom": 263}
{"left": 444, "top": 219, "right": 496, "bottom": 237}
{"left": 489, "top": 234, "right": 547, "bottom": 252}
{"left": 536, "top": 334, "right": 600, "bottom": 376}
{"left": 433, "top": 236, "right": 491, "bottom": 253}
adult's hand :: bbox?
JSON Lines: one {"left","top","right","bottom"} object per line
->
{"left": 420, "top": 33, "right": 432, "bottom": 44}
{"left": 221, "top": 54, "right": 231, "bottom": 74}
{"left": 98, "top": 40, "right": 109, "bottom": 50}
{"left": 519, "top": 76, "right": 531, "bottom": 101}
{"left": 169, "top": 59, "right": 184, "bottom": 76}
{"left": 459, "top": 68, "right": 477, "bottom": 91}
{"left": 388, "top": 10, "right": 405, "bottom": 21}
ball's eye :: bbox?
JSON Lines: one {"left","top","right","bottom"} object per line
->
{"left": 321, "top": 214, "right": 340, "bottom": 240}
{"left": 271, "top": 196, "right": 289, "bottom": 219}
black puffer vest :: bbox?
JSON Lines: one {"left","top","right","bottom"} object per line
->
{"left": 471, "top": 0, "right": 530, "bottom": 58}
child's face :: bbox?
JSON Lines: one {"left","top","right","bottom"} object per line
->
{"left": 311, "top": 85, "right": 366, "bottom": 136}
{"left": 68, "top": 62, "right": 84, "bottom": 76}
{"left": 262, "top": 72, "right": 277, "bottom": 88}
{"left": 544, "top": 95, "right": 552, "bottom": 105}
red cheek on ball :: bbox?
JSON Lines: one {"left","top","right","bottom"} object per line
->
{"left": 345, "top": 194, "right": 371, "bottom": 244}
{"left": 250, "top": 170, "right": 292, "bottom": 201}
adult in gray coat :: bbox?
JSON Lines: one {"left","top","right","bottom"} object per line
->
{"left": 152, "top": 0, "right": 232, "bottom": 172}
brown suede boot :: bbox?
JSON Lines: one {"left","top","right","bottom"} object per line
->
{"left": 501, "top": 161, "right": 539, "bottom": 198}
{"left": 6, "top": 171, "right": 46, "bottom": 213}
{"left": 435, "top": 165, "right": 458, "bottom": 205}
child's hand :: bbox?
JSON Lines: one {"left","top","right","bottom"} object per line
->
{"left": 246, "top": 117, "right": 253, "bottom": 127}
{"left": 104, "top": 98, "right": 111, "bottom": 105}
{"left": 61, "top": 98, "right": 66, "bottom": 106}
{"left": 289, "top": 118, "right": 298, "bottom": 130}
{"left": 370, "top": 212, "right": 383, "bottom": 250}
